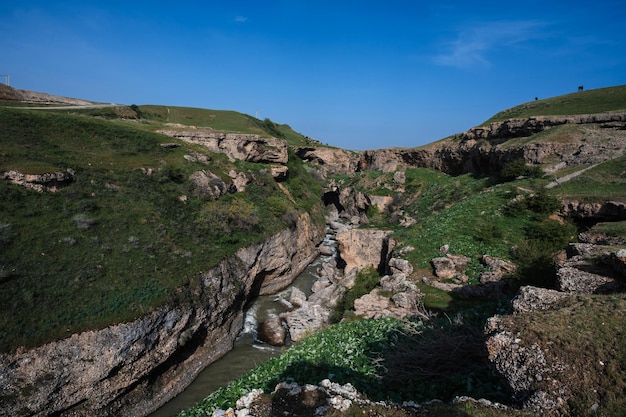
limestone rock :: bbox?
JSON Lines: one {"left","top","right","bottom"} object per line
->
{"left": 294, "top": 146, "right": 357, "bottom": 177}
{"left": 480, "top": 255, "right": 516, "bottom": 284}
{"left": 289, "top": 287, "right": 307, "bottom": 308}
{"left": 560, "top": 200, "right": 626, "bottom": 221}
{"left": 227, "top": 170, "right": 249, "bottom": 192}
{"left": 388, "top": 257, "right": 413, "bottom": 276}
{"left": 354, "top": 273, "right": 423, "bottom": 320}
{"left": 511, "top": 286, "right": 569, "bottom": 314}
{"left": 269, "top": 165, "right": 289, "bottom": 180}
{"left": 323, "top": 185, "right": 371, "bottom": 225}
{"left": 485, "top": 316, "right": 569, "bottom": 414}
{"left": 431, "top": 254, "right": 470, "bottom": 279}
{"left": 556, "top": 266, "right": 623, "bottom": 294}
{"left": 258, "top": 314, "right": 287, "bottom": 346}
{"left": 356, "top": 112, "right": 626, "bottom": 176}
{"left": 3, "top": 169, "right": 74, "bottom": 192}
{"left": 336, "top": 229, "right": 392, "bottom": 273}
{"left": 158, "top": 130, "right": 288, "bottom": 164}
{"left": 280, "top": 303, "right": 328, "bottom": 342}
{"left": 189, "top": 170, "right": 226, "bottom": 199}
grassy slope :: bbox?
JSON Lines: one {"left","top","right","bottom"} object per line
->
{"left": 0, "top": 107, "right": 323, "bottom": 352}
{"left": 64, "top": 104, "right": 321, "bottom": 147}
{"left": 483, "top": 84, "right": 626, "bottom": 124}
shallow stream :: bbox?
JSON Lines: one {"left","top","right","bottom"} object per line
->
{"left": 149, "top": 251, "right": 331, "bottom": 417}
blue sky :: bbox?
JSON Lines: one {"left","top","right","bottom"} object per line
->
{"left": 1, "top": 1, "right": 625, "bottom": 150}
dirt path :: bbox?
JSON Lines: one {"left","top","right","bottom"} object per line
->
{"left": 545, "top": 164, "right": 599, "bottom": 189}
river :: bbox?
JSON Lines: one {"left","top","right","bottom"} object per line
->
{"left": 149, "top": 248, "right": 333, "bottom": 417}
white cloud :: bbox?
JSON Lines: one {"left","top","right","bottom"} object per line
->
{"left": 433, "top": 20, "right": 547, "bottom": 69}
{"left": 234, "top": 15, "right": 248, "bottom": 23}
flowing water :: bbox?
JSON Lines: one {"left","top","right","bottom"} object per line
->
{"left": 149, "top": 243, "right": 335, "bottom": 417}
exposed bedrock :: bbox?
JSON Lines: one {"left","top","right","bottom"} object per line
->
{"left": 0, "top": 212, "right": 324, "bottom": 417}
{"left": 355, "top": 112, "right": 626, "bottom": 175}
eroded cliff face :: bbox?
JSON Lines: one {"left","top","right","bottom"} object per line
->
{"left": 356, "top": 112, "right": 626, "bottom": 175}
{"left": 158, "top": 130, "right": 288, "bottom": 165}
{"left": 0, "top": 212, "right": 324, "bottom": 417}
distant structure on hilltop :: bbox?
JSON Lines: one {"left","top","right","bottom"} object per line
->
{"left": 1, "top": 74, "right": 9, "bottom": 86}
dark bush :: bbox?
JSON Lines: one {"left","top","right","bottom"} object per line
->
{"left": 500, "top": 158, "right": 543, "bottom": 180}
{"left": 526, "top": 219, "right": 577, "bottom": 249}
{"left": 512, "top": 240, "right": 558, "bottom": 288}
{"left": 525, "top": 190, "right": 562, "bottom": 215}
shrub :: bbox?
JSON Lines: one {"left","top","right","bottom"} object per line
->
{"left": 526, "top": 219, "right": 577, "bottom": 249}
{"left": 525, "top": 190, "right": 562, "bottom": 215}
{"left": 331, "top": 267, "right": 380, "bottom": 322}
{"left": 512, "top": 240, "right": 559, "bottom": 288}
{"left": 500, "top": 158, "right": 543, "bottom": 180}
{"left": 197, "top": 198, "right": 259, "bottom": 237}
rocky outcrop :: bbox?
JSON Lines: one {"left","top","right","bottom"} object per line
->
{"left": 0, "top": 84, "right": 94, "bottom": 105}
{"left": 560, "top": 200, "right": 626, "bottom": 221}
{"left": 336, "top": 229, "right": 392, "bottom": 274}
{"left": 294, "top": 147, "right": 357, "bottom": 177}
{"left": 323, "top": 184, "right": 371, "bottom": 225}
{"left": 0, "top": 212, "right": 324, "bottom": 417}
{"left": 353, "top": 273, "right": 425, "bottom": 320}
{"left": 485, "top": 316, "right": 570, "bottom": 414}
{"left": 431, "top": 254, "right": 470, "bottom": 280}
{"left": 459, "top": 112, "right": 626, "bottom": 142}
{"left": 356, "top": 113, "right": 626, "bottom": 176}
{"left": 158, "top": 129, "right": 288, "bottom": 165}
{"left": 2, "top": 169, "right": 75, "bottom": 192}
{"left": 510, "top": 286, "right": 569, "bottom": 314}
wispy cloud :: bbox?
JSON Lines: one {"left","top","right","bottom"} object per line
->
{"left": 433, "top": 20, "right": 547, "bottom": 69}
{"left": 234, "top": 15, "right": 248, "bottom": 23}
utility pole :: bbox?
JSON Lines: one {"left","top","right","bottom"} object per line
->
{"left": 0, "top": 75, "right": 9, "bottom": 86}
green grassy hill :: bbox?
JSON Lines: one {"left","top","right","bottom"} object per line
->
{"left": 483, "top": 84, "right": 626, "bottom": 124}
{"left": 0, "top": 106, "right": 323, "bottom": 352}
{"left": 61, "top": 104, "right": 320, "bottom": 147}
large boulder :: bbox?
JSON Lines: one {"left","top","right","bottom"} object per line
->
{"left": 258, "top": 314, "right": 287, "bottom": 346}
{"left": 353, "top": 273, "right": 424, "bottom": 320}
{"left": 336, "top": 229, "right": 392, "bottom": 274}
{"left": 431, "top": 254, "right": 470, "bottom": 279}
{"left": 479, "top": 255, "right": 516, "bottom": 284}
{"left": 189, "top": 170, "right": 227, "bottom": 199}
{"left": 511, "top": 286, "right": 569, "bottom": 314}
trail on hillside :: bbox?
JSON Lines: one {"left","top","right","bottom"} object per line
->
{"left": 545, "top": 164, "right": 600, "bottom": 189}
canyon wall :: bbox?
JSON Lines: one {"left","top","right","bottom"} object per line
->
{"left": 355, "top": 112, "right": 626, "bottom": 175}
{"left": 0, "top": 212, "right": 324, "bottom": 417}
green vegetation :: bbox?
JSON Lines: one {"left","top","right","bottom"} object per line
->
{"left": 0, "top": 107, "right": 323, "bottom": 352}
{"left": 63, "top": 105, "right": 321, "bottom": 147}
{"left": 180, "top": 309, "right": 510, "bottom": 417}
{"left": 331, "top": 266, "right": 381, "bottom": 322}
{"left": 551, "top": 154, "right": 626, "bottom": 201}
{"left": 483, "top": 84, "right": 626, "bottom": 123}
{"left": 499, "top": 158, "right": 543, "bottom": 180}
